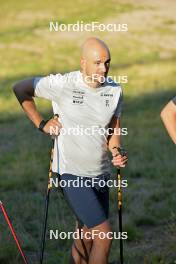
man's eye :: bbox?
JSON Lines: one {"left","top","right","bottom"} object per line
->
{"left": 96, "top": 62, "right": 100, "bottom": 65}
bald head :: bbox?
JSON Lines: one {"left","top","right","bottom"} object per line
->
{"left": 80, "top": 38, "right": 111, "bottom": 88}
{"left": 81, "top": 37, "right": 110, "bottom": 60}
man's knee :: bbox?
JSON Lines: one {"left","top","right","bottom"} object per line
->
{"left": 91, "top": 220, "right": 113, "bottom": 250}
{"left": 75, "top": 223, "right": 93, "bottom": 245}
{"left": 91, "top": 220, "right": 112, "bottom": 234}
{"left": 82, "top": 225, "right": 93, "bottom": 245}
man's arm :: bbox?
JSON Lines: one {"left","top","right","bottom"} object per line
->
{"left": 13, "top": 78, "right": 61, "bottom": 134}
{"left": 13, "top": 78, "right": 43, "bottom": 128}
{"left": 160, "top": 99, "right": 176, "bottom": 144}
{"left": 108, "top": 116, "right": 127, "bottom": 168}
{"left": 108, "top": 116, "right": 121, "bottom": 152}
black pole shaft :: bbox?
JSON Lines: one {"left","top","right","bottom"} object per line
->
{"left": 39, "top": 136, "right": 55, "bottom": 264}
{"left": 40, "top": 188, "right": 50, "bottom": 264}
{"left": 39, "top": 115, "right": 59, "bottom": 264}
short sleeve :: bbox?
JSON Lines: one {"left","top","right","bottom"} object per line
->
{"left": 33, "top": 73, "right": 64, "bottom": 102}
{"left": 114, "top": 87, "right": 123, "bottom": 118}
{"left": 172, "top": 96, "right": 176, "bottom": 105}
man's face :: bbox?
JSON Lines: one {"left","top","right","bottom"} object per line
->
{"left": 81, "top": 48, "right": 111, "bottom": 85}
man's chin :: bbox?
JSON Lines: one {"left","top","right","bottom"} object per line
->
{"left": 97, "top": 76, "right": 106, "bottom": 84}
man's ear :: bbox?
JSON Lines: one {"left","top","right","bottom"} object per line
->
{"left": 80, "top": 58, "right": 86, "bottom": 71}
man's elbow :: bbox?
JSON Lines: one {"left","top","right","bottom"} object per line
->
{"left": 13, "top": 83, "right": 22, "bottom": 103}
{"left": 160, "top": 108, "right": 176, "bottom": 144}
{"left": 160, "top": 107, "right": 168, "bottom": 124}
{"left": 160, "top": 109, "right": 164, "bottom": 122}
{"left": 12, "top": 78, "right": 35, "bottom": 103}
{"left": 13, "top": 82, "right": 20, "bottom": 95}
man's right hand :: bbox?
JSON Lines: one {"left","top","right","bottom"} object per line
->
{"left": 42, "top": 118, "right": 62, "bottom": 136}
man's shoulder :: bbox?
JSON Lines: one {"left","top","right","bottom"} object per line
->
{"left": 104, "top": 77, "right": 122, "bottom": 93}
{"left": 50, "top": 70, "right": 79, "bottom": 88}
{"left": 44, "top": 70, "right": 79, "bottom": 84}
{"left": 61, "top": 70, "right": 80, "bottom": 83}
{"left": 172, "top": 96, "right": 176, "bottom": 105}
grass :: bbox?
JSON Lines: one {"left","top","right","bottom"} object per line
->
{"left": 0, "top": 0, "right": 176, "bottom": 263}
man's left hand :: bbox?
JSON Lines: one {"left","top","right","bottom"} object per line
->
{"left": 111, "top": 149, "right": 128, "bottom": 168}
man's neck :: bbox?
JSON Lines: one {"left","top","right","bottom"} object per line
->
{"left": 82, "top": 72, "right": 103, "bottom": 89}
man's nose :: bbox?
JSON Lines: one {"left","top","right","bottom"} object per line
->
{"left": 100, "top": 63, "right": 106, "bottom": 73}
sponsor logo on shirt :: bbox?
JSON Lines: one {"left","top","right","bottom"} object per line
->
{"left": 105, "top": 100, "right": 110, "bottom": 107}
{"left": 72, "top": 89, "right": 85, "bottom": 105}
{"left": 100, "top": 93, "right": 113, "bottom": 97}
{"left": 100, "top": 93, "right": 113, "bottom": 107}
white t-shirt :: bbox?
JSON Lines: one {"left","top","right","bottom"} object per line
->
{"left": 34, "top": 70, "right": 123, "bottom": 177}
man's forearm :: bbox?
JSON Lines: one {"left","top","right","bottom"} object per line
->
{"left": 21, "top": 100, "right": 43, "bottom": 128}
{"left": 108, "top": 134, "right": 121, "bottom": 153}
{"left": 107, "top": 116, "right": 121, "bottom": 153}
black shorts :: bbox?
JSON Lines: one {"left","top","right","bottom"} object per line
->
{"left": 60, "top": 173, "right": 110, "bottom": 229}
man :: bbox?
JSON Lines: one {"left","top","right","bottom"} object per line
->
{"left": 160, "top": 97, "right": 176, "bottom": 144}
{"left": 13, "top": 37, "right": 128, "bottom": 264}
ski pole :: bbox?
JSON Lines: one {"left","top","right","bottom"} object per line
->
{"left": 40, "top": 114, "right": 59, "bottom": 264}
{"left": 0, "top": 200, "right": 29, "bottom": 264}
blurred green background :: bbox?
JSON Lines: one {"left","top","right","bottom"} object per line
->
{"left": 0, "top": 0, "right": 176, "bottom": 263}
